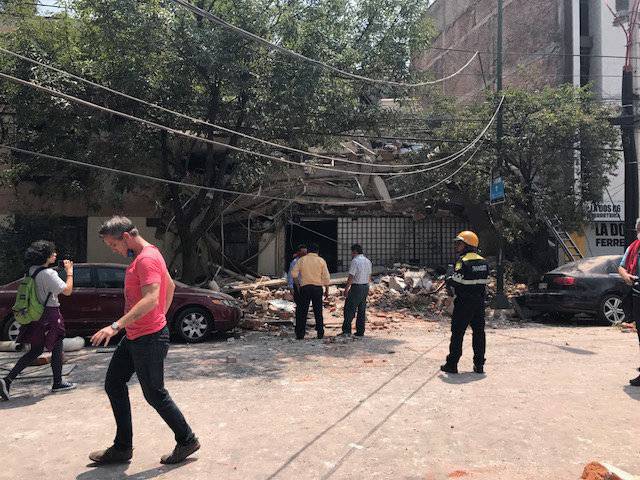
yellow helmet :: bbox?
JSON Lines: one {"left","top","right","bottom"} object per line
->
{"left": 454, "top": 230, "right": 479, "bottom": 248}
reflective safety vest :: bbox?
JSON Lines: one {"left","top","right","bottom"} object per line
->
{"left": 447, "top": 252, "right": 490, "bottom": 298}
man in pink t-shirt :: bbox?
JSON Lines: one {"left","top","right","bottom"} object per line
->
{"left": 123, "top": 245, "right": 168, "bottom": 340}
{"left": 89, "top": 216, "right": 199, "bottom": 466}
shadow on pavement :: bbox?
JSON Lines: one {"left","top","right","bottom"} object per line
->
{"left": 438, "top": 372, "right": 486, "bottom": 384}
{"left": 0, "top": 391, "right": 47, "bottom": 409}
{"left": 76, "top": 458, "right": 197, "bottom": 480}
{"left": 493, "top": 332, "right": 596, "bottom": 355}
{"left": 1, "top": 329, "right": 408, "bottom": 395}
{"left": 623, "top": 385, "right": 640, "bottom": 401}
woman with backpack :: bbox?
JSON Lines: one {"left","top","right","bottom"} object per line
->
{"left": 0, "top": 240, "right": 76, "bottom": 401}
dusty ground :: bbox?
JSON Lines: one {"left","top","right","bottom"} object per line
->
{"left": 2, "top": 316, "right": 640, "bottom": 480}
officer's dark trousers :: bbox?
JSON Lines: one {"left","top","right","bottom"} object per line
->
{"left": 446, "top": 296, "right": 486, "bottom": 367}
{"left": 633, "top": 293, "right": 640, "bottom": 344}
{"left": 296, "top": 285, "right": 324, "bottom": 339}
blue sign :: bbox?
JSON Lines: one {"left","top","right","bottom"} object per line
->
{"left": 490, "top": 176, "right": 505, "bottom": 204}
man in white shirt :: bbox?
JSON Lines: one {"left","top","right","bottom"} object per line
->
{"left": 341, "top": 244, "right": 372, "bottom": 337}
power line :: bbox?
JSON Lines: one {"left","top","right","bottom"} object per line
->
{"left": 14, "top": 2, "right": 72, "bottom": 8}
{"left": 448, "top": 70, "right": 635, "bottom": 79}
{"left": 0, "top": 46, "right": 493, "bottom": 170}
{"left": 426, "top": 44, "right": 640, "bottom": 62}
{"left": 0, "top": 11, "right": 64, "bottom": 19}
{"left": 167, "top": 0, "right": 478, "bottom": 88}
{"left": 0, "top": 141, "right": 486, "bottom": 205}
{"left": 0, "top": 70, "right": 501, "bottom": 177}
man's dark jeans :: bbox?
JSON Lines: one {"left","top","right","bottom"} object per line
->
{"left": 342, "top": 284, "right": 369, "bottom": 335}
{"left": 446, "top": 296, "right": 486, "bottom": 367}
{"left": 105, "top": 326, "right": 195, "bottom": 450}
{"left": 296, "top": 285, "right": 324, "bottom": 339}
{"left": 293, "top": 285, "right": 303, "bottom": 324}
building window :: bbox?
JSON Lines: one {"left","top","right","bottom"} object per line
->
{"left": 617, "top": 0, "right": 630, "bottom": 13}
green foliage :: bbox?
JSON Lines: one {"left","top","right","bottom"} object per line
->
{"left": 0, "top": 0, "right": 436, "bottom": 280}
{"left": 392, "top": 86, "right": 619, "bottom": 271}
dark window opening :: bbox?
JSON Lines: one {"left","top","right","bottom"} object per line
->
{"left": 96, "top": 267, "right": 125, "bottom": 289}
{"left": 286, "top": 220, "right": 338, "bottom": 273}
{"left": 58, "top": 266, "right": 92, "bottom": 288}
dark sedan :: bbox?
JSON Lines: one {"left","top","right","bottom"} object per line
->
{"left": 0, "top": 263, "right": 241, "bottom": 343}
{"left": 522, "top": 255, "right": 631, "bottom": 324}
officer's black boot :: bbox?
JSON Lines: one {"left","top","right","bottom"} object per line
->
{"left": 440, "top": 363, "right": 458, "bottom": 374}
{"left": 630, "top": 374, "right": 640, "bottom": 387}
{"left": 473, "top": 364, "right": 484, "bottom": 374}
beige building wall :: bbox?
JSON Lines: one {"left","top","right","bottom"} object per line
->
{"left": 257, "top": 227, "right": 287, "bottom": 277}
{"left": 86, "top": 216, "right": 162, "bottom": 264}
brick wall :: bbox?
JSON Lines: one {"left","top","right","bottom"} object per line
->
{"left": 415, "top": 0, "right": 571, "bottom": 101}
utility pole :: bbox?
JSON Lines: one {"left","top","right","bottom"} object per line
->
{"left": 630, "top": 13, "right": 640, "bottom": 245}
{"left": 621, "top": 4, "right": 640, "bottom": 246}
{"left": 493, "top": 0, "right": 510, "bottom": 309}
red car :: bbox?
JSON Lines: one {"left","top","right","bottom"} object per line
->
{"left": 0, "top": 263, "right": 241, "bottom": 343}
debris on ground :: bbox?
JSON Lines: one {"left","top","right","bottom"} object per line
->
{"left": 581, "top": 461, "right": 635, "bottom": 480}
{"left": 218, "top": 263, "right": 526, "bottom": 334}
{"left": 617, "top": 322, "right": 637, "bottom": 333}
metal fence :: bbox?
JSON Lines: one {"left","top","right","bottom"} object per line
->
{"left": 336, "top": 217, "right": 468, "bottom": 271}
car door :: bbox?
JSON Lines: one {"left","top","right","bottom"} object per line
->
{"left": 58, "top": 266, "right": 100, "bottom": 337}
{"left": 95, "top": 266, "right": 126, "bottom": 326}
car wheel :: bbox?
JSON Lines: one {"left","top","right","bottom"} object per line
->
{"left": 600, "top": 294, "right": 625, "bottom": 324}
{"left": 174, "top": 307, "right": 213, "bottom": 343}
{"left": 1, "top": 316, "right": 21, "bottom": 341}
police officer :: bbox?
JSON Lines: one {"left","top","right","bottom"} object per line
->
{"left": 440, "top": 231, "right": 489, "bottom": 375}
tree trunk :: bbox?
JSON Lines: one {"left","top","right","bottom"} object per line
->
{"left": 180, "top": 238, "right": 201, "bottom": 285}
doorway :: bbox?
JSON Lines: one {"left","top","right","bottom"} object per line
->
{"left": 286, "top": 219, "right": 338, "bottom": 272}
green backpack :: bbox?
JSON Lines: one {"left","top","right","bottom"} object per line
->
{"left": 12, "top": 267, "right": 52, "bottom": 326}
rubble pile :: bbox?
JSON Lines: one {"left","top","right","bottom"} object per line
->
{"left": 232, "top": 266, "right": 451, "bottom": 333}
{"left": 238, "top": 287, "right": 296, "bottom": 331}
{"left": 222, "top": 263, "right": 527, "bottom": 333}
{"left": 368, "top": 268, "right": 449, "bottom": 317}
{"left": 486, "top": 279, "right": 528, "bottom": 303}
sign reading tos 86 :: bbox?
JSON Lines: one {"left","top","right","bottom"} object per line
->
{"left": 588, "top": 202, "right": 623, "bottom": 222}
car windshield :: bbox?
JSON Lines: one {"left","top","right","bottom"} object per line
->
{"left": 554, "top": 256, "right": 622, "bottom": 274}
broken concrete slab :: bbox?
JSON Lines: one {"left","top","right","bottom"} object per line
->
{"left": 388, "top": 277, "right": 406, "bottom": 292}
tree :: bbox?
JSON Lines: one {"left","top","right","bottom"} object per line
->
{"left": 0, "top": 0, "right": 437, "bottom": 282}
{"left": 392, "top": 86, "right": 620, "bottom": 276}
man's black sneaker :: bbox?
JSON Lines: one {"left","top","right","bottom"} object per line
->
{"left": 354, "top": 333, "right": 364, "bottom": 337}
{"left": 89, "top": 446, "right": 133, "bottom": 464}
{"left": 336, "top": 332, "right": 351, "bottom": 337}
{"left": 440, "top": 364, "right": 458, "bottom": 374}
{"left": 473, "top": 365, "right": 485, "bottom": 374}
{"left": 630, "top": 375, "right": 640, "bottom": 387}
{"left": 160, "top": 437, "right": 201, "bottom": 465}
{"left": 52, "top": 382, "right": 77, "bottom": 393}
{"left": 0, "top": 378, "right": 9, "bottom": 401}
